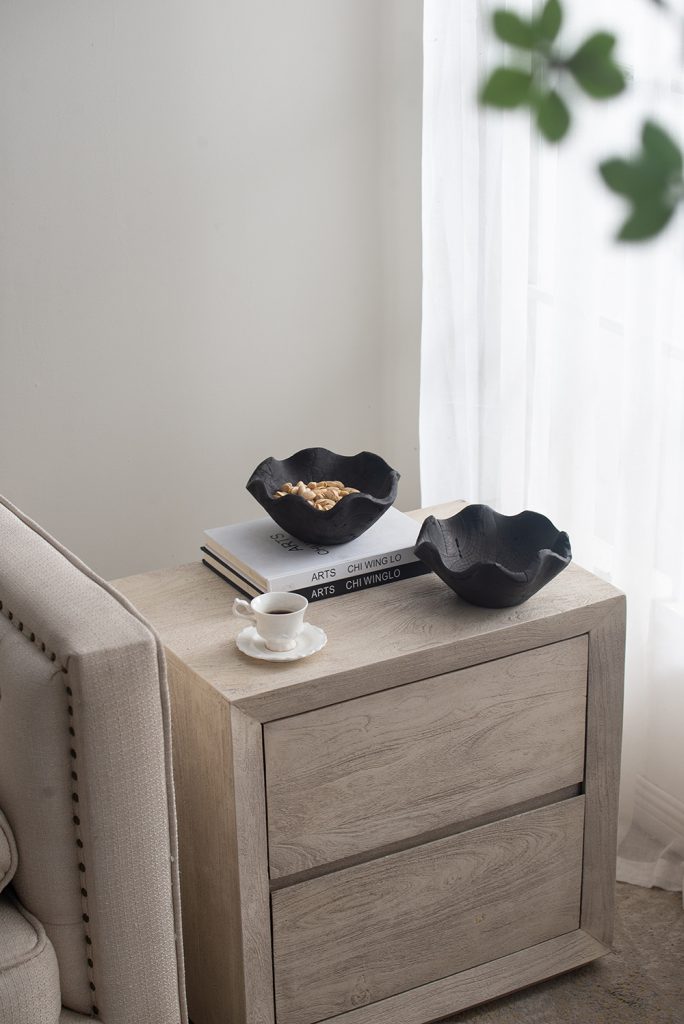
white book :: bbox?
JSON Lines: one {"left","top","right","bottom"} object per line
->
{"left": 203, "top": 507, "right": 421, "bottom": 592}
{"left": 201, "top": 544, "right": 430, "bottom": 603}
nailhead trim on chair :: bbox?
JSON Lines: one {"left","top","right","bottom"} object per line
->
{"left": 0, "top": 600, "right": 67, "bottom": 672}
{"left": 0, "top": 599, "right": 99, "bottom": 1016}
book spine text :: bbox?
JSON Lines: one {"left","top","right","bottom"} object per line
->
{"left": 296, "top": 559, "right": 428, "bottom": 600}
{"left": 273, "top": 546, "right": 420, "bottom": 591}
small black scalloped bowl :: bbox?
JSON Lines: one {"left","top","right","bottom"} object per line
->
{"left": 414, "top": 504, "right": 571, "bottom": 608}
{"left": 246, "top": 447, "right": 400, "bottom": 546}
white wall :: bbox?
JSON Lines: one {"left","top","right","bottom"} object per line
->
{"left": 379, "top": 1, "right": 423, "bottom": 515}
{"left": 0, "top": 0, "right": 422, "bottom": 579}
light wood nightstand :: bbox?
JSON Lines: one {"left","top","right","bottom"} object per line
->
{"left": 114, "top": 500, "right": 625, "bottom": 1024}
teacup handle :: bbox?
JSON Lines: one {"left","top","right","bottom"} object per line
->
{"left": 233, "top": 598, "right": 256, "bottom": 621}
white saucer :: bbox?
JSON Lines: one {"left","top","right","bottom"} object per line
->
{"left": 236, "top": 622, "right": 327, "bottom": 662}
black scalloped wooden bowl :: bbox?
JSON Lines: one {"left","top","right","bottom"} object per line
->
{"left": 414, "top": 504, "right": 571, "bottom": 608}
{"left": 246, "top": 447, "right": 400, "bottom": 546}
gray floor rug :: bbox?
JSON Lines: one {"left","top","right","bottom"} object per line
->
{"left": 443, "top": 883, "right": 684, "bottom": 1023}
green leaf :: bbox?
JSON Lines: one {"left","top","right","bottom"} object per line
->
{"left": 481, "top": 67, "right": 534, "bottom": 108}
{"left": 536, "top": 0, "right": 562, "bottom": 42}
{"left": 617, "top": 198, "right": 675, "bottom": 241}
{"left": 599, "top": 158, "right": 657, "bottom": 199}
{"left": 642, "top": 120, "right": 683, "bottom": 175}
{"left": 600, "top": 121, "right": 683, "bottom": 202}
{"left": 571, "top": 57, "right": 626, "bottom": 99}
{"left": 567, "top": 32, "right": 626, "bottom": 98}
{"left": 569, "top": 31, "right": 616, "bottom": 64}
{"left": 535, "top": 89, "right": 570, "bottom": 142}
{"left": 493, "top": 10, "right": 537, "bottom": 49}
{"left": 600, "top": 121, "right": 684, "bottom": 241}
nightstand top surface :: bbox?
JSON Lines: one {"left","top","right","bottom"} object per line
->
{"left": 113, "top": 501, "right": 622, "bottom": 720}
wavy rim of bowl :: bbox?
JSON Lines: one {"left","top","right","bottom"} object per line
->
{"left": 246, "top": 448, "right": 400, "bottom": 514}
{"left": 415, "top": 506, "right": 571, "bottom": 583}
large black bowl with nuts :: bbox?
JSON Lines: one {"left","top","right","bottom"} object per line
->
{"left": 414, "top": 504, "right": 571, "bottom": 608}
{"left": 246, "top": 447, "right": 400, "bottom": 546}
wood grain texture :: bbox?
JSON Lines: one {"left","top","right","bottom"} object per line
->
{"left": 166, "top": 661, "right": 274, "bottom": 1024}
{"left": 325, "top": 929, "right": 608, "bottom": 1024}
{"left": 581, "top": 596, "right": 626, "bottom": 944}
{"left": 166, "top": 658, "right": 244, "bottom": 1024}
{"left": 265, "top": 636, "right": 588, "bottom": 877}
{"left": 271, "top": 798, "right": 585, "bottom": 1024}
{"left": 229, "top": 708, "right": 275, "bottom": 1024}
{"left": 113, "top": 500, "right": 622, "bottom": 723}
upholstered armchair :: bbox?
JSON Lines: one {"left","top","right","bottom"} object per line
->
{"left": 0, "top": 496, "right": 187, "bottom": 1024}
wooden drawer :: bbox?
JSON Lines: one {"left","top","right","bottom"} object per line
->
{"left": 272, "top": 796, "right": 585, "bottom": 1024}
{"left": 264, "top": 636, "right": 588, "bottom": 878}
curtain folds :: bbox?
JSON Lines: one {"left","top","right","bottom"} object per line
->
{"left": 421, "top": 0, "right": 684, "bottom": 896}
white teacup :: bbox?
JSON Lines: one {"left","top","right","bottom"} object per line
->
{"left": 233, "top": 591, "right": 308, "bottom": 652}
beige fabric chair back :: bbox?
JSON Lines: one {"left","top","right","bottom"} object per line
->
{"left": 0, "top": 496, "right": 187, "bottom": 1023}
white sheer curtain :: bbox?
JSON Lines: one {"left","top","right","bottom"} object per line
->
{"left": 421, "top": 0, "right": 684, "bottom": 895}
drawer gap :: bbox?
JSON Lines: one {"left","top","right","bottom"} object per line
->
{"left": 269, "top": 782, "right": 582, "bottom": 891}
{"left": 272, "top": 798, "right": 586, "bottom": 1024}
{"left": 265, "top": 636, "right": 589, "bottom": 879}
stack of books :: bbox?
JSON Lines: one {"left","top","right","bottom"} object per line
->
{"left": 201, "top": 507, "right": 428, "bottom": 602}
